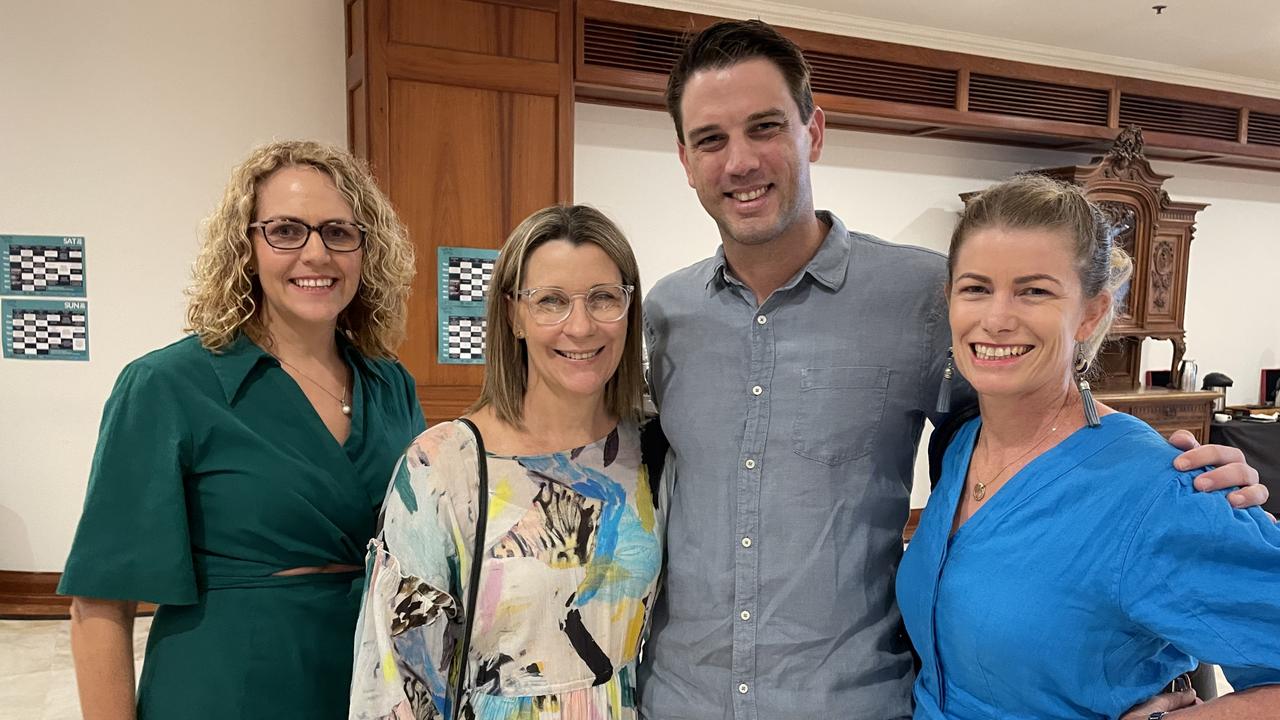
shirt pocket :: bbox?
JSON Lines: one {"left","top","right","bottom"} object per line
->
{"left": 791, "top": 366, "right": 889, "bottom": 466}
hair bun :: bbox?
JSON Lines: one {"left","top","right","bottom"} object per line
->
{"left": 1106, "top": 245, "right": 1134, "bottom": 296}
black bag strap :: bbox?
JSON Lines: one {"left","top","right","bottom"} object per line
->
{"left": 639, "top": 415, "right": 669, "bottom": 505}
{"left": 452, "top": 418, "right": 489, "bottom": 720}
{"left": 927, "top": 401, "right": 980, "bottom": 489}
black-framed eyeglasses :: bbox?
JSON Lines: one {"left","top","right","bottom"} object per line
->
{"left": 512, "top": 284, "right": 634, "bottom": 325}
{"left": 248, "top": 219, "right": 366, "bottom": 252}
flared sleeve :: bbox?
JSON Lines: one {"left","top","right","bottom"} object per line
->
{"left": 351, "top": 423, "right": 479, "bottom": 720}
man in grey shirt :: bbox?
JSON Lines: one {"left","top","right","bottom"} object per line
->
{"left": 639, "top": 19, "right": 1264, "bottom": 720}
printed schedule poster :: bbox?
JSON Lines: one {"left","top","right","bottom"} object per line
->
{"left": 2, "top": 234, "right": 87, "bottom": 297}
{"left": 436, "top": 246, "right": 499, "bottom": 365}
{"left": 3, "top": 298, "right": 89, "bottom": 361}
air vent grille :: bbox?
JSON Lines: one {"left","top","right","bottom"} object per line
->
{"left": 806, "top": 52, "right": 955, "bottom": 107}
{"left": 1248, "top": 111, "right": 1280, "bottom": 147}
{"left": 968, "top": 74, "right": 1108, "bottom": 126}
{"left": 582, "top": 19, "right": 684, "bottom": 75}
{"left": 1119, "top": 95, "right": 1239, "bottom": 141}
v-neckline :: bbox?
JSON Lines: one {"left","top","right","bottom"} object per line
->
{"left": 946, "top": 415, "right": 1109, "bottom": 542}
{"left": 275, "top": 357, "right": 362, "bottom": 453}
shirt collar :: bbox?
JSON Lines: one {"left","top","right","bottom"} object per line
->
{"left": 703, "top": 210, "right": 850, "bottom": 293}
{"left": 210, "top": 331, "right": 384, "bottom": 404}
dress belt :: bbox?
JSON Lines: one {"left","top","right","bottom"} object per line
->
{"left": 199, "top": 569, "right": 363, "bottom": 591}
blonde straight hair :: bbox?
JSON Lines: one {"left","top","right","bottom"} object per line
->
{"left": 471, "top": 205, "right": 645, "bottom": 427}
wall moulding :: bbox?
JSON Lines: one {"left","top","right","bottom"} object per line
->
{"left": 0, "top": 571, "right": 157, "bottom": 620}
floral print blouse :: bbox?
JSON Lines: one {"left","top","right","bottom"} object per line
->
{"left": 350, "top": 419, "right": 666, "bottom": 720}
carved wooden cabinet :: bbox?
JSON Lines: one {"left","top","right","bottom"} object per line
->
{"left": 1034, "top": 128, "right": 1221, "bottom": 438}
{"left": 1035, "top": 126, "right": 1207, "bottom": 392}
{"left": 1095, "top": 387, "right": 1218, "bottom": 443}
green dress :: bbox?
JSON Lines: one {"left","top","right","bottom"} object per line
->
{"left": 58, "top": 333, "right": 426, "bottom": 719}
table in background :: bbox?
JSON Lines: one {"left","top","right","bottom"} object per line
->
{"left": 1209, "top": 419, "right": 1280, "bottom": 516}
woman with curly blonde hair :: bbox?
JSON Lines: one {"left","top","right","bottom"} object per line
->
{"left": 59, "top": 140, "right": 426, "bottom": 720}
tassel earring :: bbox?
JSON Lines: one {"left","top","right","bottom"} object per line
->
{"left": 936, "top": 347, "right": 954, "bottom": 414}
{"left": 1075, "top": 348, "right": 1101, "bottom": 428}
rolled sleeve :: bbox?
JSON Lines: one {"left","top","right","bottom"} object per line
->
{"left": 1119, "top": 476, "right": 1280, "bottom": 690}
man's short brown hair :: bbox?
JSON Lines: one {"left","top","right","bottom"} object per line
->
{"left": 665, "top": 19, "right": 815, "bottom": 144}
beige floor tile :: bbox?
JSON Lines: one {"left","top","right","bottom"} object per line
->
{"left": 0, "top": 617, "right": 154, "bottom": 720}
{"left": 0, "top": 620, "right": 60, "bottom": 676}
{"left": 41, "top": 666, "right": 83, "bottom": 720}
{"left": 0, "top": 668, "right": 53, "bottom": 720}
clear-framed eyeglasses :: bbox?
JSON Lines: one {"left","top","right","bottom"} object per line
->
{"left": 248, "top": 219, "right": 367, "bottom": 253}
{"left": 513, "top": 284, "right": 634, "bottom": 325}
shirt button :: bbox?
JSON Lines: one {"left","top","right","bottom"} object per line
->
{"left": 738, "top": 683, "right": 750, "bottom": 694}
{"left": 744, "top": 459, "right": 756, "bottom": 469}
{"left": 740, "top": 610, "right": 751, "bottom": 621}
{"left": 741, "top": 536, "right": 752, "bottom": 548}
{"left": 751, "top": 385, "right": 763, "bottom": 396}
{"left": 756, "top": 315, "right": 767, "bottom": 325}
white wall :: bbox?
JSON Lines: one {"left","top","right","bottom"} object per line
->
{"left": 3, "top": 4, "right": 1276, "bottom": 571}
{"left": 573, "top": 102, "right": 1280, "bottom": 507}
{"left": 0, "top": 1, "right": 346, "bottom": 571}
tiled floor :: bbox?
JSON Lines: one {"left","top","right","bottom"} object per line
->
{"left": 0, "top": 617, "right": 150, "bottom": 720}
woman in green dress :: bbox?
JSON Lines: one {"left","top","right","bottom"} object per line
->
{"left": 59, "top": 140, "right": 426, "bottom": 719}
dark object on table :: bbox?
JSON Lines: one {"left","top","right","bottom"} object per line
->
{"left": 1262, "top": 368, "right": 1280, "bottom": 406}
{"left": 1210, "top": 419, "right": 1280, "bottom": 516}
{"left": 1201, "top": 372, "right": 1233, "bottom": 412}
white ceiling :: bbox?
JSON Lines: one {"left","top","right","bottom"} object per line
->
{"left": 798, "top": 0, "right": 1280, "bottom": 82}
{"left": 648, "top": 0, "right": 1280, "bottom": 97}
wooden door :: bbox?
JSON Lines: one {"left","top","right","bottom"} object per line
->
{"left": 347, "top": 0, "right": 574, "bottom": 424}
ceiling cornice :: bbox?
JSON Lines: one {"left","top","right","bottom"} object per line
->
{"left": 634, "top": 0, "right": 1280, "bottom": 101}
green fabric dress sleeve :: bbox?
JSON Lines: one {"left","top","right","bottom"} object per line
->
{"left": 58, "top": 360, "right": 197, "bottom": 606}
{"left": 398, "top": 360, "right": 427, "bottom": 436}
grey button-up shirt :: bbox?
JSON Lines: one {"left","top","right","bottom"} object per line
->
{"left": 640, "top": 212, "right": 961, "bottom": 720}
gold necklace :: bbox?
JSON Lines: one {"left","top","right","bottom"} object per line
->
{"left": 274, "top": 356, "right": 351, "bottom": 416}
{"left": 971, "top": 395, "right": 1071, "bottom": 502}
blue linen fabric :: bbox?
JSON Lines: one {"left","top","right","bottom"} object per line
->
{"left": 641, "top": 212, "right": 968, "bottom": 720}
{"left": 897, "top": 412, "right": 1280, "bottom": 719}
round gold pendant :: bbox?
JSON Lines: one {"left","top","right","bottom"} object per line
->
{"left": 971, "top": 482, "right": 987, "bottom": 502}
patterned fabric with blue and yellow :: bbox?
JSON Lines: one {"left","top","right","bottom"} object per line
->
{"left": 350, "top": 419, "right": 665, "bottom": 720}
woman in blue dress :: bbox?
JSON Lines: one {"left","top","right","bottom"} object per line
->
{"left": 897, "top": 175, "right": 1280, "bottom": 719}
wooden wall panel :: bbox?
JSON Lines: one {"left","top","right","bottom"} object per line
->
{"left": 349, "top": 0, "right": 572, "bottom": 424}
{"left": 348, "top": 83, "right": 368, "bottom": 159}
{"left": 509, "top": 93, "right": 562, "bottom": 222}
{"left": 386, "top": 81, "right": 559, "bottom": 423}
{"left": 390, "top": 0, "right": 558, "bottom": 62}
{"left": 574, "top": 0, "right": 1280, "bottom": 172}
{"left": 388, "top": 80, "right": 503, "bottom": 395}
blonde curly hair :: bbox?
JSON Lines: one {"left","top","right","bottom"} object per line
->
{"left": 185, "top": 140, "right": 414, "bottom": 358}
